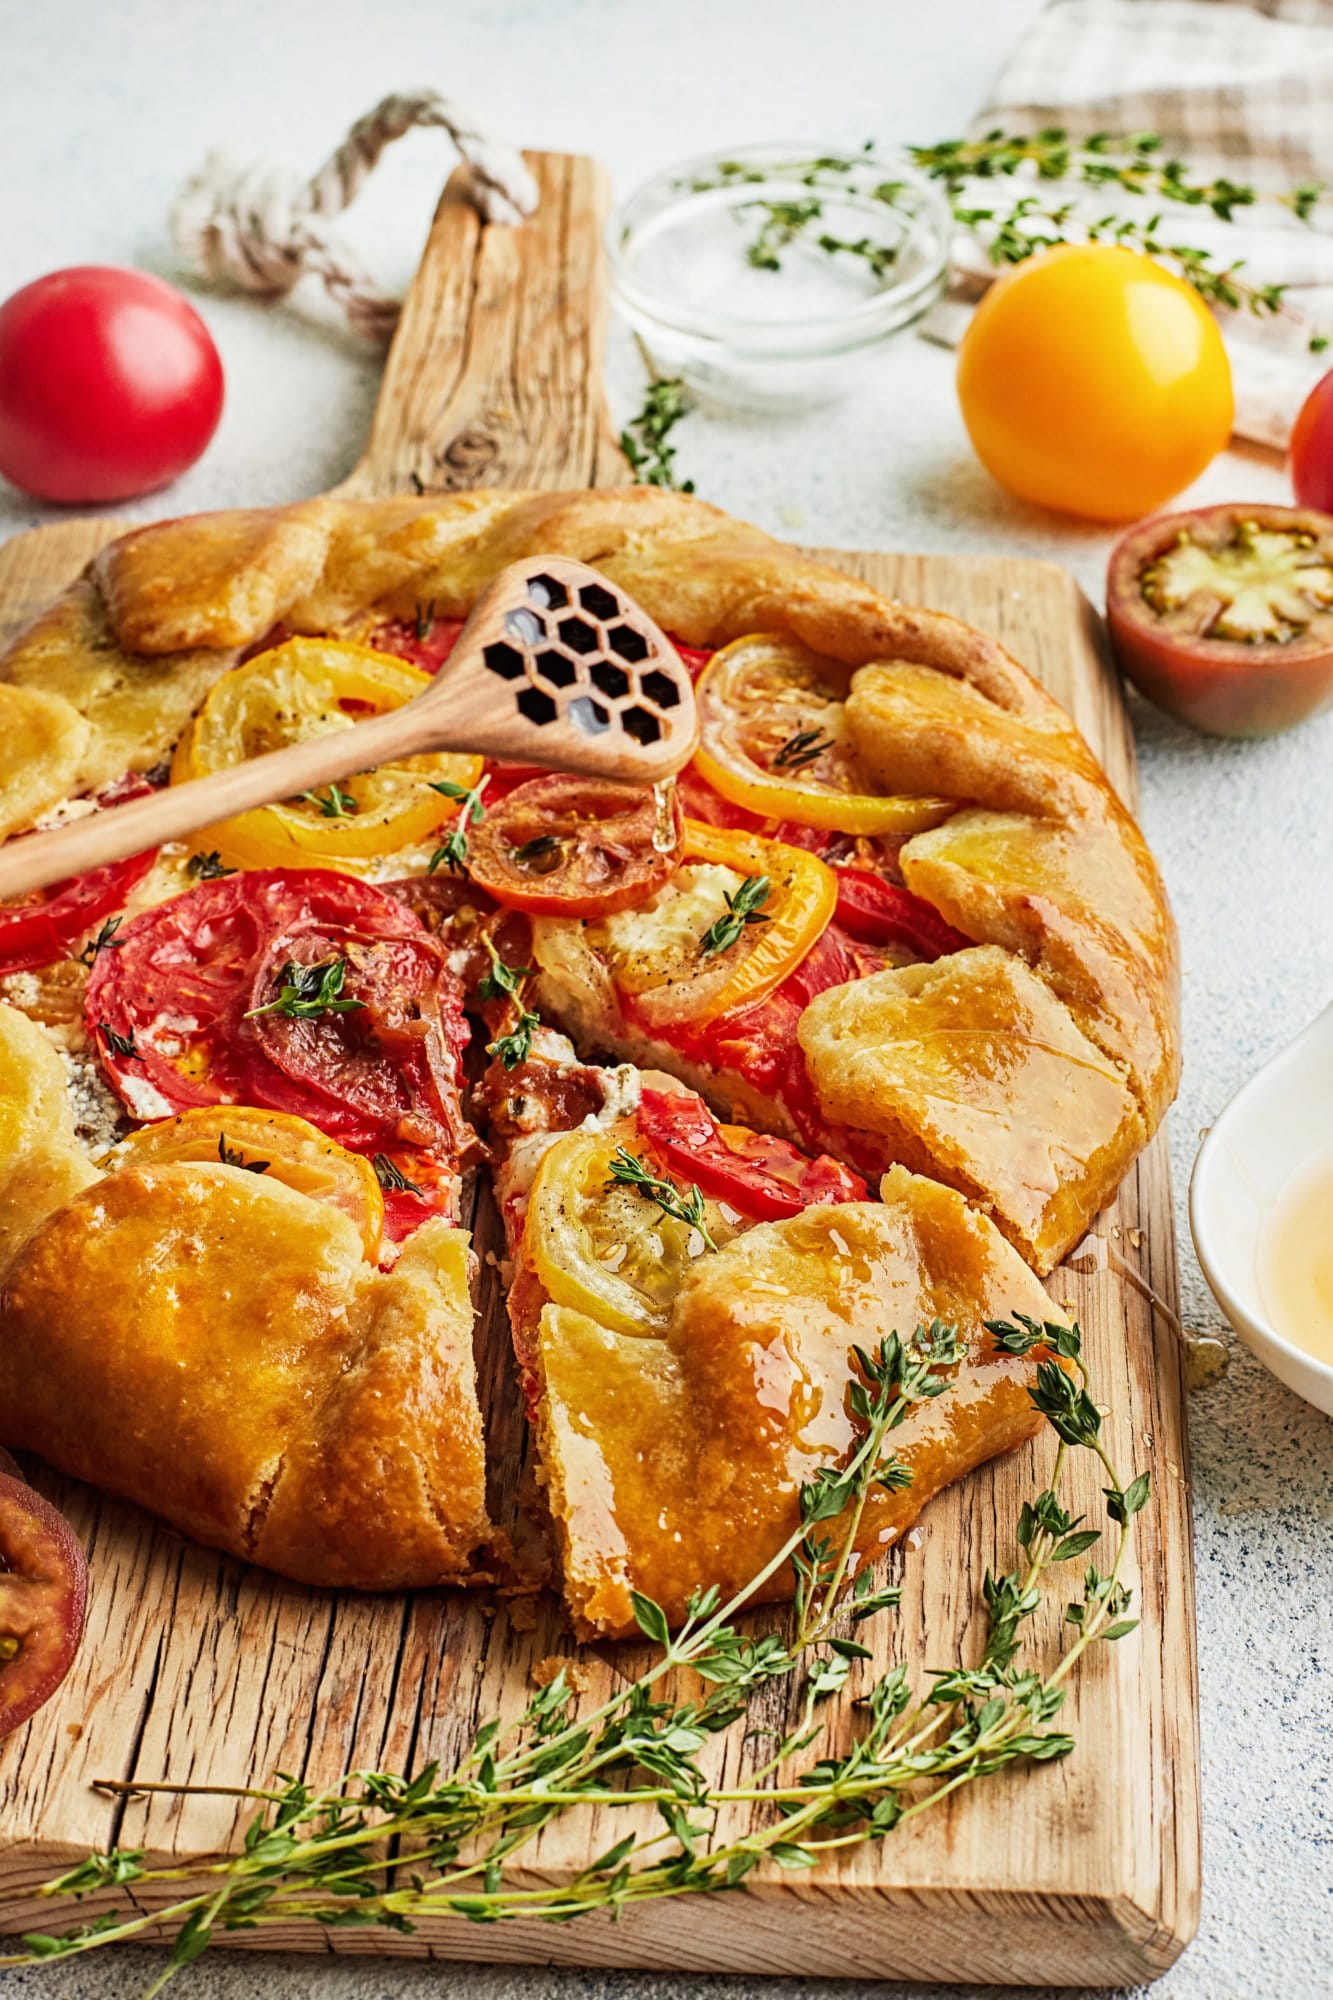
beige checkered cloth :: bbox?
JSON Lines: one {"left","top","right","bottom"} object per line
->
{"left": 932, "top": 0, "right": 1333, "bottom": 445}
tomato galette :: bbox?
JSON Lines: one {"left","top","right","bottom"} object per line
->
{"left": 0, "top": 488, "right": 1179, "bottom": 1633}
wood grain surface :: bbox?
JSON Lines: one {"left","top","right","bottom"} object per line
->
{"left": 0, "top": 152, "right": 1200, "bottom": 1988}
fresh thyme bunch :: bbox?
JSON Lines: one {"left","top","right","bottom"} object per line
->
{"left": 622, "top": 136, "right": 1330, "bottom": 499}
{"left": 8, "top": 1312, "right": 1147, "bottom": 1992}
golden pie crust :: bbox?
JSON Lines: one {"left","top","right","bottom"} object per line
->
{"left": 0, "top": 488, "right": 1180, "bottom": 1600}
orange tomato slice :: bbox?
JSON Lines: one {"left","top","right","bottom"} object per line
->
{"left": 102, "top": 1105, "right": 385, "bottom": 1261}
{"left": 694, "top": 634, "right": 953, "bottom": 836}
{"left": 591, "top": 820, "right": 837, "bottom": 1032}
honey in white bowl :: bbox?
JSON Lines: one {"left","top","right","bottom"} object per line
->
{"left": 1259, "top": 1150, "right": 1333, "bottom": 1368}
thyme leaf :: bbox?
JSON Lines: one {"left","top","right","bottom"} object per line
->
{"left": 373, "top": 1153, "right": 423, "bottom": 1197}
{"left": 77, "top": 917, "right": 123, "bottom": 966}
{"left": 297, "top": 783, "right": 359, "bottom": 820}
{"left": 186, "top": 851, "right": 234, "bottom": 881}
{"left": 698, "top": 874, "right": 770, "bottom": 958}
{"left": 245, "top": 957, "right": 366, "bottom": 1022}
{"left": 480, "top": 937, "right": 540, "bottom": 1069}
{"left": 772, "top": 727, "right": 834, "bottom": 772}
{"left": 217, "top": 1135, "right": 270, "bottom": 1175}
{"left": 605, "top": 1145, "right": 717, "bottom": 1252}
{"left": 96, "top": 1022, "right": 137, "bottom": 1060}
{"left": 428, "top": 775, "right": 489, "bottom": 876}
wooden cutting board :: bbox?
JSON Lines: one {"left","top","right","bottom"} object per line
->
{"left": 0, "top": 153, "right": 1200, "bottom": 1988}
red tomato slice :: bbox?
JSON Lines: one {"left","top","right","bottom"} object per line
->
{"left": 86, "top": 870, "right": 474, "bottom": 1219}
{"left": 246, "top": 921, "right": 467, "bottom": 1153}
{"left": 637, "top": 1085, "right": 865, "bottom": 1220}
{"left": 0, "top": 774, "right": 158, "bottom": 976}
{"left": 464, "top": 774, "right": 684, "bottom": 918}
{"left": 670, "top": 641, "right": 714, "bottom": 680}
{"left": 366, "top": 613, "right": 466, "bottom": 675}
{"left": 648, "top": 919, "right": 888, "bottom": 1160}
{"left": 832, "top": 869, "right": 969, "bottom": 960}
{"left": 0, "top": 1470, "right": 88, "bottom": 1739}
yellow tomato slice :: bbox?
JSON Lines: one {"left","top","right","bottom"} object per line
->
{"left": 588, "top": 820, "right": 837, "bottom": 1031}
{"left": 694, "top": 634, "right": 953, "bottom": 835}
{"left": 102, "top": 1105, "right": 384, "bottom": 1261}
{"left": 173, "top": 638, "right": 482, "bottom": 872}
{"left": 525, "top": 1121, "right": 742, "bottom": 1336}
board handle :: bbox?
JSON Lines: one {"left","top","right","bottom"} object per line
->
{"left": 337, "top": 152, "right": 629, "bottom": 498}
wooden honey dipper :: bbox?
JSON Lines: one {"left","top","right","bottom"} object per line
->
{"left": 0, "top": 557, "right": 698, "bottom": 900}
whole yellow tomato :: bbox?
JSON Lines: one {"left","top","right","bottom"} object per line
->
{"left": 956, "top": 244, "right": 1233, "bottom": 521}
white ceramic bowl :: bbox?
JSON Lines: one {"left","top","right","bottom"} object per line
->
{"left": 1190, "top": 1000, "right": 1333, "bottom": 1416}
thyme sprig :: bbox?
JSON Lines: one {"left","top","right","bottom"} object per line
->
{"left": 373, "top": 1153, "right": 423, "bottom": 1197}
{"left": 772, "top": 727, "right": 835, "bottom": 772}
{"left": 245, "top": 957, "right": 365, "bottom": 1023}
{"left": 6, "top": 1315, "right": 1147, "bottom": 1989}
{"left": 605, "top": 1144, "right": 717, "bottom": 1252}
{"left": 698, "top": 874, "right": 770, "bottom": 958}
{"left": 77, "top": 917, "right": 123, "bottom": 966}
{"left": 297, "top": 783, "right": 359, "bottom": 820}
{"left": 96, "top": 1023, "right": 137, "bottom": 1061}
{"left": 427, "top": 775, "right": 489, "bottom": 876}
{"left": 480, "top": 936, "right": 540, "bottom": 1070}
{"left": 620, "top": 379, "right": 695, "bottom": 493}
{"left": 185, "top": 851, "right": 233, "bottom": 881}
{"left": 217, "top": 1135, "right": 270, "bottom": 1175}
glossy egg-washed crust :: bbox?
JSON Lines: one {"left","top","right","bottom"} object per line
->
{"left": 0, "top": 488, "right": 1179, "bottom": 1599}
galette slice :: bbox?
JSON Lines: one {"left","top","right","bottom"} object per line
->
{"left": 479, "top": 1038, "right": 1068, "bottom": 1641}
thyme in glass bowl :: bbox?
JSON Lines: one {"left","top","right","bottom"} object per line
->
{"left": 5, "top": 1313, "right": 1148, "bottom": 1992}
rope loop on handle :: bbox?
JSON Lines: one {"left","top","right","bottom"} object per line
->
{"left": 170, "top": 90, "right": 539, "bottom": 342}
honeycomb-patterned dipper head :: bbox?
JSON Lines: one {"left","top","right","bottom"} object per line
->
{"left": 423, "top": 557, "right": 699, "bottom": 783}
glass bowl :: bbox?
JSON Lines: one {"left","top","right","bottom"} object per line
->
{"left": 608, "top": 143, "right": 952, "bottom": 412}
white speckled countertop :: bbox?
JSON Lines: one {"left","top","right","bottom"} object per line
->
{"left": 3, "top": 3, "right": 1331, "bottom": 1997}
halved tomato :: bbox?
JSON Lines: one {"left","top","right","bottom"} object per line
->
{"left": 85, "top": 869, "right": 474, "bottom": 1235}
{"left": 0, "top": 773, "right": 158, "bottom": 976}
{"left": 636, "top": 1085, "right": 865, "bottom": 1220}
{"left": 694, "top": 634, "right": 954, "bottom": 835}
{"left": 172, "top": 639, "right": 482, "bottom": 870}
{"left": 1107, "top": 503, "right": 1333, "bottom": 736}
{"left": 104, "top": 1105, "right": 385, "bottom": 1260}
{"left": 596, "top": 821, "right": 837, "bottom": 1032}
{"left": 463, "top": 774, "right": 683, "bottom": 917}
{"left": 0, "top": 1469, "right": 87, "bottom": 1740}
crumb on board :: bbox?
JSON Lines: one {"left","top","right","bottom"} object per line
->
{"left": 532, "top": 1656, "right": 592, "bottom": 1693}
{"left": 1129, "top": 1226, "right": 1144, "bottom": 1249}
{"left": 505, "top": 1594, "right": 539, "bottom": 1633}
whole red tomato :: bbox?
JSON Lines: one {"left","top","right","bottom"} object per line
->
{"left": 1290, "top": 365, "right": 1333, "bottom": 513}
{"left": 0, "top": 266, "right": 224, "bottom": 503}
